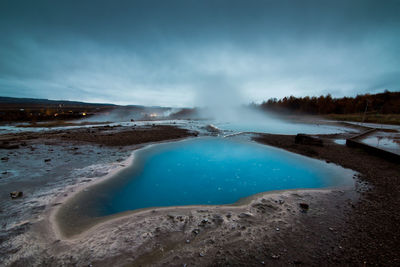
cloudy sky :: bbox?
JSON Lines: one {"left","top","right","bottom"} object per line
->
{"left": 0, "top": 0, "right": 399, "bottom": 106}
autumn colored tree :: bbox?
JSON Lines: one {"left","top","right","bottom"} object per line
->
{"left": 260, "top": 91, "right": 400, "bottom": 114}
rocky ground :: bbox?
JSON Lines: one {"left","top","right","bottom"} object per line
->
{"left": 0, "top": 124, "right": 198, "bottom": 147}
{"left": 5, "top": 187, "right": 361, "bottom": 267}
{"left": 254, "top": 132, "right": 400, "bottom": 266}
{"left": 0, "top": 124, "right": 197, "bottom": 266}
{"left": 0, "top": 123, "right": 399, "bottom": 266}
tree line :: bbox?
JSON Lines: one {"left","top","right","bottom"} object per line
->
{"left": 259, "top": 90, "right": 400, "bottom": 114}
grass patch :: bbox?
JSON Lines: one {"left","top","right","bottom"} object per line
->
{"left": 325, "top": 113, "right": 400, "bottom": 125}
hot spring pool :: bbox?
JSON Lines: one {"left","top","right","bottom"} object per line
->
{"left": 58, "top": 137, "right": 355, "bottom": 230}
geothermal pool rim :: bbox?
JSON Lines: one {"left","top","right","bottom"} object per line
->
{"left": 52, "top": 136, "right": 357, "bottom": 238}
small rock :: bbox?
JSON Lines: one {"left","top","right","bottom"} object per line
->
{"left": 192, "top": 229, "right": 200, "bottom": 235}
{"left": 299, "top": 203, "right": 309, "bottom": 212}
{"left": 199, "top": 218, "right": 209, "bottom": 226}
{"left": 212, "top": 214, "right": 224, "bottom": 224}
{"left": 197, "top": 209, "right": 208, "bottom": 213}
{"left": 186, "top": 239, "right": 190, "bottom": 243}
{"left": 276, "top": 227, "right": 280, "bottom": 231}
{"left": 295, "top": 134, "right": 323, "bottom": 146}
{"left": 1, "top": 157, "right": 9, "bottom": 161}
{"left": 44, "top": 159, "right": 51, "bottom": 162}
{"left": 199, "top": 252, "right": 205, "bottom": 257}
{"left": 10, "top": 191, "right": 23, "bottom": 199}
{"left": 329, "top": 227, "right": 334, "bottom": 231}
{"left": 0, "top": 144, "right": 19, "bottom": 149}
{"left": 271, "top": 254, "right": 280, "bottom": 259}
{"left": 238, "top": 213, "right": 252, "bottom": 218}
{"left": 141, "top": 232, "right": 149, "bottom": 238}
{"left": 203, "top": 124, "right": 221, "bottom": 134}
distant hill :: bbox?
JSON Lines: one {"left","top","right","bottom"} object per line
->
{"left": 0, "top": 96, "right": 116, "bottom": 107}
{"left": 0, "top": 96, "right": 118, "bottom": 121}
{"left": 0, "top": 96, "right": 174, "bottom": 122}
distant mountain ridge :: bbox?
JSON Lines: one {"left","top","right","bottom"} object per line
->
{"left": 0, "top": 96, "right": 116, "bottom": 107}
{"left": 0, "top": 96, "right": 175, "bottom": 122}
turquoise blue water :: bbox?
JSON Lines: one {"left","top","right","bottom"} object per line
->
{"left": 78, "top": 138, "right": 354, "bottom": 217}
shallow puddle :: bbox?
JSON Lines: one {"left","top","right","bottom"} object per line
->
{"left": 361, "top": 132, "right": 400, "bottom": 154}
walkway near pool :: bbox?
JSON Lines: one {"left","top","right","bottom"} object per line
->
{"left": 346, "top": 128, "right": 400, "bottom": 163}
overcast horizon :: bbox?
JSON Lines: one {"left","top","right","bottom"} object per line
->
{"left": 1, "top": 0, "right": 399, "bottom": 107}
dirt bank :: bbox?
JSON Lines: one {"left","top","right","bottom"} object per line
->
{"left": 254, "top": 133, "right": 400, "bottom": 266}
{"left": 0, "top": 124, "right": 198, "bottom": 147}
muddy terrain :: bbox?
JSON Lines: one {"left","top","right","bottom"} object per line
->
{"left": 0, "top": 123, "right": 399, "bottom": 266}
{"left": 254, "top": 133, "right": 400, "bottom": 265}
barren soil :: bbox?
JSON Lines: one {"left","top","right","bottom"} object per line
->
{"left": 254, "top": 133, "right": 400, "bottom": 266}
{"left": 1, "top": 125, "right": 399, "bottom": 266}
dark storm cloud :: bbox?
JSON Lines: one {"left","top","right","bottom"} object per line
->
{"left": 0, "top": 0, "right": 399, "bottom": 105}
